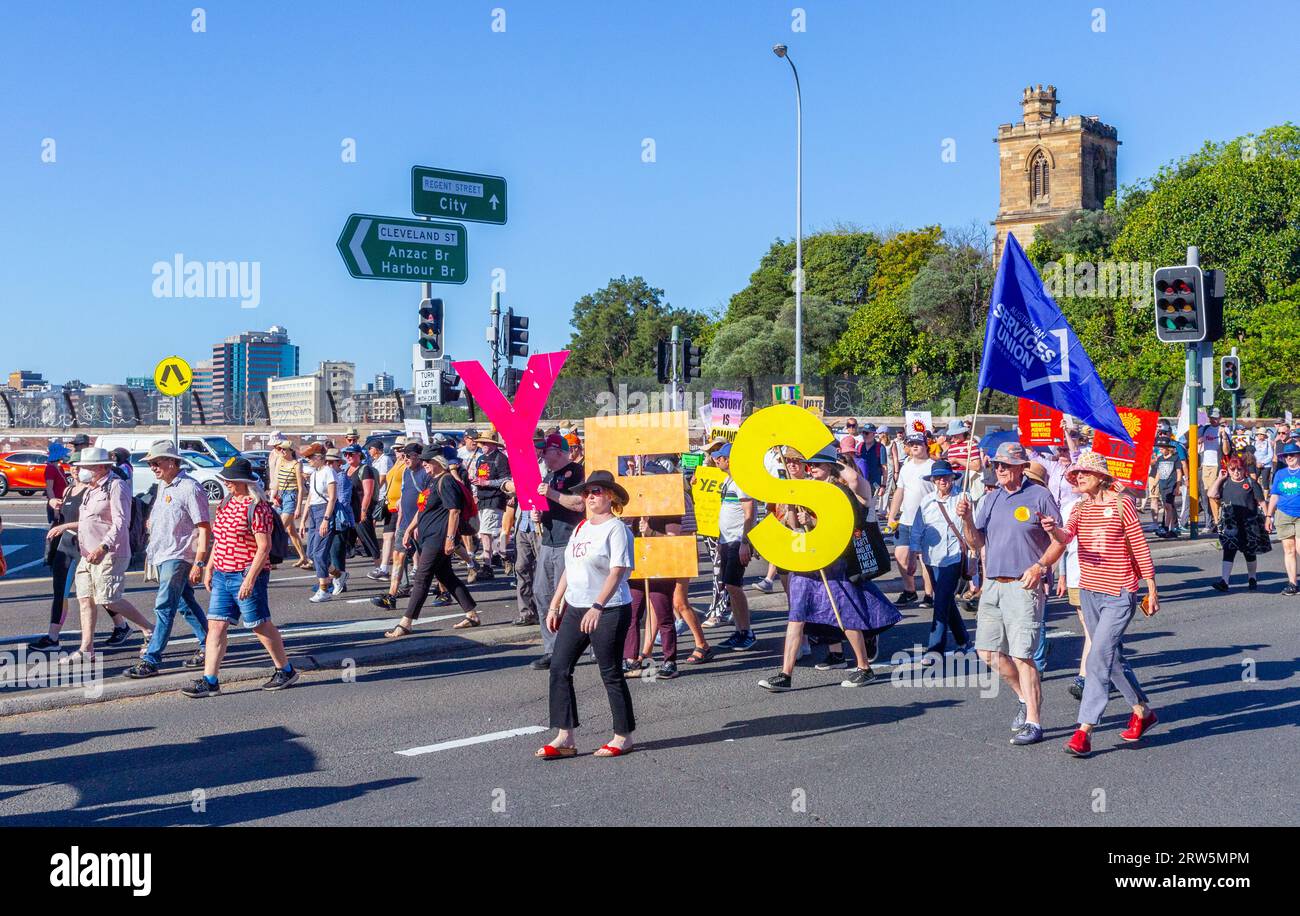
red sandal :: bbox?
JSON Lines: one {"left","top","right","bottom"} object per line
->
{"left": 593, "top": 744, "right": 633, "bottom": 758}
{"left": 535, "top": 744, "right": 577, "bottom": 760}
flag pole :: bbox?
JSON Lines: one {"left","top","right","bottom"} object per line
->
{"left": 964, "top": 385, "right": 986, "bottom": 498}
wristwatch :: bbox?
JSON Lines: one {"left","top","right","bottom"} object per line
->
{"left": 592, "top": 602, "right": 605, "bottom": 611}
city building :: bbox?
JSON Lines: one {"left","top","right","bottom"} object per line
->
{"left": 373, "top": 372, "right": 395, "bottom": 394}
{"left": 352, "top": 389, "right": 407, "bottom": 424}
{"left": 992, "top": 84, "right": 1119, "bottom": 258}
{"left": 267, "top": 374, "right": 331, "bottom": 427}
{"left": 8, "top": 370, "right": 46, "bottom": 391}
{"left": 316, "top": 360, "right": 356, "bottom": 404}
{"left": 209, "top": 326, "right": 299, "bottom": 424}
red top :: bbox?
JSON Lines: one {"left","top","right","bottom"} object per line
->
{"left": 45, "top": 462, "right": 68, "bottom": 500}
{"left": 1065, "top": 495, "right": 1155, "bottom": 596}
{"left": 210, "top": 496, "right": 275, "bottom": 574}
{"left": 945, "top": 440, "right": 979, "bottom": 469}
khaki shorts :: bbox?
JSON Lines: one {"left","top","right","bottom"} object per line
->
{"left": 75, "top": 553, "right": 129, "bottom": 605}
{"left": 975, "top": 578, "right": 1045, "bottom": 659}
{"left": 1068, "top": 587, "right": 1081, "bottom": 608}
{"left": 478, "top": 507, "right": 504, "bottom": 537}
{"left": 1276, "top": 510, "right": 1299, "bottom": 540}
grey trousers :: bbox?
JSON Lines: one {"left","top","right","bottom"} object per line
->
{"left": 533, "top": 543, "right": 567, "bottom": 653}
{"left": 515, "top": 528, "right": 540, "bottom": 619}
{"left": 1078, "top": 588, "right": 1148, "bottom": 725}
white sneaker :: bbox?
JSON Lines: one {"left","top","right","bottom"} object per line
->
{"left": 59, "top": 649, "right": 96, "bottom": 666}
{"left": 309, "top": 590, "right": 333, "bottom": 603}
{"left": 753, "top": 578, "right": 775, "bottom": 594}
{"left": 331, "top": 572, "right": 349, "bottom": 596}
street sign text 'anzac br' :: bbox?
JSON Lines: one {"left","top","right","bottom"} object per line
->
{"left": 336, "top": 214, "right": 468, "bottom": 284}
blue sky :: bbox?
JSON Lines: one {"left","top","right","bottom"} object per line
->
{"left": 2, "top": 0, "right": 1296, "bottom": 389}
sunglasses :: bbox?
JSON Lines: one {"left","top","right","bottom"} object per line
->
{"left": 583, "top": 486, "right": 606, "bottom": 497}
{"left": 992, "top": 461, "right": 1016, "bottom": 470}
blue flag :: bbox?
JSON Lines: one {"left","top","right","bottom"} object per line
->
{"left": 978, "top": 234, "right": 1134, "bottom": 445}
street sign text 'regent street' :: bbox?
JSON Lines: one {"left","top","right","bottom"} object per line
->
{"left": 411, "top": 167, "right": 507, "bottom": 225}
{"left": 336, "top": 214, "right": 468, "bottom": 284}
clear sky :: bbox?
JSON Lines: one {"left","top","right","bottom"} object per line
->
{"left": 2, "top": 0, "right": 1296, "bottom": 388}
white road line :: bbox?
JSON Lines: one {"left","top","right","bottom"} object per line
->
{"left": 2, "top": 558, "right": 46, "bottom": 575}
{"left": 0, "top": 543, "right": 29, "bottom": 554}
{"left": 396, "top": 725, "right": 547, "bottom": 756}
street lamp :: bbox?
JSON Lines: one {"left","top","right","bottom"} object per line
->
{"left": 773, "top": 43, "right": 803, "bottom": 385}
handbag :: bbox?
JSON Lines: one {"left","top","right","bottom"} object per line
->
{"left": 936, "top": 499, "right": 978, "bottom": 581}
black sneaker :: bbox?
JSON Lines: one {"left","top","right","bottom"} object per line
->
{"left": 432, "top": 593, "right": 453, "bottom": 607}
{"left": 1248, "top": 577, "right": 1258, "bottom": 591}
{"left": 513, "top": 613, "right": 538, "bottom": 627}
{"left": 718, "top": 630, "right": 757, "bottom": 651}
{"left": 841, "top": 667, "right": 876, "bottom": 687}
{"left": 371, "top": 594, "right": 397, "bottom": 610}
{"left": 1283, "top": 582, "right": 1298, "bottom": 596}
{"left": 656, "top": 661, "right": 678, "bottom": 680}
{"left": 123, "top": 661, "right": 158, "bottom": 679}
{"left": 395, "top": 585, "right": 412, "bottom": 599}
{"left": 1068, "top": 675, "right": 1085, "bottom": 700}
{"left": 866, "top": 635, "right": 879, "bottom": 664}
{"left": 261, "top": 668, "right": 299, "bottom": 691}
{"left": 919, "top": 593, "right": 934, "bottom": 607}
{"left": 894, "top": 590, "right": 918, "bottom": 606}
{"left": 1010, "top": 723, "right": 1044, "bottom": 746}
{"left": 758, "top": 671, "right": 792, "bottom": 691}
{"left": 103, "top": 625, "right": 132, "bottom": 647}
{"left": 530, "top": 654, "right": 552, "bottom": 670}
{"left": 815, "top": 651, "right": 848, "bottom": 670}
{"left": 1011, "top": 700, "right": 1028, "bottom": 732}
{"left": 183, "top": 649, "right": 206, "bottom": 669}
{"left": 181, "top": 678, "right": 219, "bottom": 698}
{"left": 1211, "top": 579, "right": 1229, "bottom": 592}
{"left": 476, "top": 567, "right": 495, "bottom": 581}
{"left": 26, "top": 635, "right": 61, "bottom": 652}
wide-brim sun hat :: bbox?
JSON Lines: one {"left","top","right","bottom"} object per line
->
{"left": 218, "top": 458, "right": 259, "bottom": 483}
{"left": 992, "top": 442, "right": 1030, "bottom": 466}
{"left": 1281, "top": 442, "right": 1300, "bottom": 456}
{"left": 568, "top": 469, "right": 630, "bottom": 504}
{"left": 1065, "top": 450, "right": 1113, "bottom": 483}
{"left": 804, "top": 445, "right": 842, "bottom": 465}
{"left": 144, "top": 441, "right": 182, "bottom": 462}
{"left": 74, "top": 447, "right": 114, "bottom": 467}
{"left": 923, "top": 459, "right": 960, "bottom": 481}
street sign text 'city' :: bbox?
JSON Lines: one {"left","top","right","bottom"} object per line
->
{"left": 411, "top": 167, "right": 507, "bottom": 225}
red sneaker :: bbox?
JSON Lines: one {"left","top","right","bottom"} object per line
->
{"left": 1065, "top": 729, "right": 1092, "bottom": 757}
{"left": 1120, "top": 710, "right": 1158, "bottom": 742}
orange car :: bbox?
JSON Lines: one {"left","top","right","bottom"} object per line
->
{"left": 0, "top": 451, "right": 71, "bottom": 498}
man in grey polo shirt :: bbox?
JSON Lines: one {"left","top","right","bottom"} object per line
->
{"left": 957, "top": 441, "right": 1064, "bottom": 746}
{"left": 124, "top": 441, "right": 211, "bottom": 678}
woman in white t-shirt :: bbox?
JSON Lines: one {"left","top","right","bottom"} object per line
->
{"left": 538, "top": 470, "right": 636, "bottom": 759}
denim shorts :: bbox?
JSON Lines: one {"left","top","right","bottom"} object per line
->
{"left": 207, "top": 568, "right": 271, "bottom": 626}
{"left": 278, "top": 489, "right": 298, "bottom": 517}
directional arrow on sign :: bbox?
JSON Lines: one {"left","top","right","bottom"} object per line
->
{"left": 336, "top": 213, "right": 469, "bottom": 285}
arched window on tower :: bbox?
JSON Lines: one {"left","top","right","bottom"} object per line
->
{"left": 1030, "top": 151, "right": 1050, "bottom": 203}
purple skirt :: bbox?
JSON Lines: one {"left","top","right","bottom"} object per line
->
{"left": 788, "top": 558, "right": 902, "bottom": 636}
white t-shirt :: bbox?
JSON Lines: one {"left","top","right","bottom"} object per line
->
{"left": 308, "top": 466, "right": 334, "bottom": 506}
{"left": 718, "top": 477, "right": 751, "bottom": 544}
{"left": 897, "top": 458, "right": 935, "bottom": 523}
{"left": 563, "top": 516, "right": 633, "bottom": 608}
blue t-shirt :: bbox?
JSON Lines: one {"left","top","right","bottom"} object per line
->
{"left": 860, "top": 441, "right": 884, "bottom": 487}
{"left": 1270, "top": 467, "right": 1300, "bottom": 517}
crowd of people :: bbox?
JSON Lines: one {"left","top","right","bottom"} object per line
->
{"left": 7, "top": 407, "right": 1300, "bottom": 760}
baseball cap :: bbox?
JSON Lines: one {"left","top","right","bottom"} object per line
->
{"left": 905, "top": 432, "right": 927, "bottom": 445}
{"left": 542, "top": 433, "right": 570, "bottom": 452}
{"left": 714, "top": 443, "right": 733, "bottom": 458}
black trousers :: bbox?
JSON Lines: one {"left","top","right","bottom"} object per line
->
{"left": 548, "top": 602, "right": 635, "bottom": 734}
{"left": 49, "top": 550, "right": 73, "bottom": 625}
{"left": 348, "top": 516, "right": 380, "bottom": 559}
{"left": 405, "top": 536, "right": 475, "bottom": 620}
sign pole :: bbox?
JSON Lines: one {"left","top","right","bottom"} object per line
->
{"left": 172, "top": 395, "right": 179, "bottom": 449}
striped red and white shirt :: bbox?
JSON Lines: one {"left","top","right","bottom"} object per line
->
{"left": 945, "top": 439, "right": 980, "bottom": 470}
{"left": 210, "top": 496, "right": 276, "bottom": 574}
{"left": 1064, "top": 495, "right": 1154, "bottom": 596}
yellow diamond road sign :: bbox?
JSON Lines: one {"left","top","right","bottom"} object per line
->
{"left": 154, "top": 356, "right": 193, "bottom": 398}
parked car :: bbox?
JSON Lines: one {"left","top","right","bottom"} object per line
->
{"left": 0, "top": 451, "right": 72, "bottom": 498}
{"left": 127, "top": 451, "right": 229, "bottom": 503}
{"left": 241, "top": 449, "right": 271, "bottom": 482}
{"left": 96, "top": 434, "right": 242, "bottom": 467}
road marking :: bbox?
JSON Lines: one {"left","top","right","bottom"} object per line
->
{"left": 396, "top": 725, "right": 547, "bottom": 757}
{"left": 0, "top": 543, "right": 29, "bottom": 554}
{"left": 2, "top": 558, "right": 46, "bottom": 575}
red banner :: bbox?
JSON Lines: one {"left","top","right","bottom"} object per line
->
{"left": 1018, "top": 400, "right": 1064, "bottom": 447}
{"left": 1091, "top": 406, "right": 1159, "bottom": 490}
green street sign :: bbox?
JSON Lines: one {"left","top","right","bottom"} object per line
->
{"left": 411, "top": 166, "right": 507, "bottom": 225}
{"left": 336, "top": 214, "right": 468, "bottom": 285}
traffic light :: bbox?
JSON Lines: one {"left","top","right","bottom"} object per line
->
{"left": 436, "top": 370, "right": 461, "bottom": 405}
{"left": 418, "top": 298, "right": 444, "bottom": 356}
{"left": 682, "top": 339, "right": 703, "bottom": 380}
{"left": 1152, "top": 266, "right": 1224, "bottom": 344}
{"left": 505, "top": 309, "right": 529, "bottom": 359}
{"left": 655, "top": 339, "right": 671, "bottom": 384}
{"left": 1220, "top": 355, "right": 1241, "bottom": 391}
{"left": 502, "top": 367, "right": 524, "bottom": 398}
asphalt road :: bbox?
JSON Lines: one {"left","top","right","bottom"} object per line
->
{"left": 2, "top": 544, "right": 1296, "bottom": 827}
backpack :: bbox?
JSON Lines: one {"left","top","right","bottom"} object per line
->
{"left": 109, "top": 477, "right": 149, "bottom": 560}
{"left": 246, "top": 501, "right": 291, "bottom": 566}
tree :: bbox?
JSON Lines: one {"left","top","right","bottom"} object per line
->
{"left": 905, "top": 224, "right": 994, "bottom": 376}
{"left": 563, "top": 276, "right": 704, "bottom": 386}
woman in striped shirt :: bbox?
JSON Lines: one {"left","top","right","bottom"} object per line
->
{"left": 270, "top": 440, "right": 309, "bottom": 568}
{"left": 1040, "top": 450, "right": 1160, "bottom": 758}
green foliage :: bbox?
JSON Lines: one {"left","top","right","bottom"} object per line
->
{"left": 562, "top": 275, "right": 705, "bottom": 381}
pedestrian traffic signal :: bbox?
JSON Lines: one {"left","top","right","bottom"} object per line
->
{"left": 418, "top": 298, "right": 444, "bottom": 356}
{"left": 437, "top": 370, "right": 461, "bottom": 405}
{"left": 1152, "top": 266, "right": 1224, "bottom": 344}
{"left": 655, "top": 339, "right": 671, "bottom": 384}
{"left": 1220, "top": 355, "right": 1241, "bottom": 391}
{"left": 682, "top": 339, "right": 703, "bottom": 380}
{"left": 502, "top": 367, "right": 524, "bottom": 398}
{"left": 506, "top": 309, "right": 529, "bottom": 359}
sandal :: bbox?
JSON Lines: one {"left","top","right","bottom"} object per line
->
{"left": 535, "top": 744, "right": 577, "bottom": 760}
{"left": 453, "top": 614, "right": 481, "bottom": 629}
{"left": 684, "top": 645, "right": 715, "bottom": 665}
{"left": 384, "top": 624, "right": 412, "bottom": 639}
{"left": 594, "top": 743, "right": 633, "bottom": 758}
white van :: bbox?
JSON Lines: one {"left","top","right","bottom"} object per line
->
{"left": 94, "top": 434, "right": 242, "bottom": 466}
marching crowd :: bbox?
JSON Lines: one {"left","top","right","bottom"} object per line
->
{"left": 8, "top": 409, "right": 1300, "bottom": 760}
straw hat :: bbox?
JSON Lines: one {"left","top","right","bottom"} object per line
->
{"left": 1065, "top": 450, "right": 1113, "bottom": 484}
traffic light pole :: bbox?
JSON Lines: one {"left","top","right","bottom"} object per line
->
{"left": 1184, "top": 246, "right": 1201, "bottom": 540}
{"left": 421, "top": 279, "right": 433, "bottom": 428}
{"left": 490, "top": 291, "right": 501, "bottom": 387}
{"left": 670, "top": 324, "right": 680, "bottom": 411}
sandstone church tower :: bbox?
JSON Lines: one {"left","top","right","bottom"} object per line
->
{"left": 992, "top": 84, "right": 1119, "bottom": 259}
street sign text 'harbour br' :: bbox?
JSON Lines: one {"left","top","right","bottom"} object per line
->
{"left": 411, "top": 166, "right": 507, "bottom": 225}
{"left": 336, "top": 214, "right": 468, "bottom": 284}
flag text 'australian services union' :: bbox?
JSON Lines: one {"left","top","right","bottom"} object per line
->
{"left": 978, "top": 234, "right": 1134, "bottom": 445}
